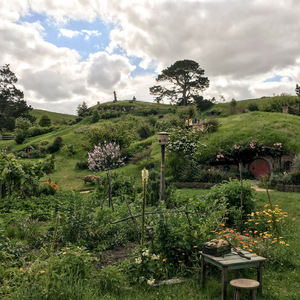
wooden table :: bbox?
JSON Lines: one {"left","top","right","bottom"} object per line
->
{"left": 200, "top": 249, "right": 266, "bottom": 300}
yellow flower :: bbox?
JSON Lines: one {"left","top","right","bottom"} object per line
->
{"left": 40, "top": 270, "right": 45, "bottom": 274}
{"left": 286, "top": 244, "right": 290, "bottom": 246}
{"left": 162, "top": 258, "right": 167, "bottom": 262}
{"left": 19, "top": 268, "right": 24, "bottom": 272}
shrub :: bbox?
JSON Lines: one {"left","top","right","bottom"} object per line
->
{"left": 88, "top": 142, "right": 125, "bottom": 171}
{"left": 27, "top": 126, "right": 54, "bottom": 137}
{"left": 204, "top": 179, "right": 255, "bottom": 229}
{"left": 136, "top": 124, "right": 154, "bottom": 140}
{"left": 38, "top": 114, "right": 52, "bottom": 127}
{"left": 248, "top": 103, "right": 259, "bottom": 111}
{"left": 75, "top": 159, "right": 88, "bottom": 169}
{"left": 205, "top": 118, "right": 219, "bottom": 132}
{"left": 14, "top": 130, "right": 26, "bottom": 144}
{"left": 47, "top": 136, "right": 63, "bottom": 153}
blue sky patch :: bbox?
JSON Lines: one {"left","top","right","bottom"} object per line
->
{"left": 264, "top": 74, "right": 293, "bottom": 83}
{"left": 18, "top": 11, "right": 113, "bottom": 61}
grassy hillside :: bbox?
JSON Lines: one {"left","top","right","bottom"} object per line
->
{"left": 205, "top": 95, "right": 299, "bottom": 117}
{"left": 30, "top": 109, "right": 76, "bottom": 125}
{"left": 199, "top": 111, "right": 300, "bottom": 162}
{"left": 2, "top": 98, "right": 300, "bottom": 191}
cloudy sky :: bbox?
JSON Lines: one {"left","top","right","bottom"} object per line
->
{"left": 1, "top": 0, "right": 299, "bottom": 114}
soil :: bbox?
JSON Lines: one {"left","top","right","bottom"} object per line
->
{"left": 96, "top": 242, "right": 138, "bottom": 269}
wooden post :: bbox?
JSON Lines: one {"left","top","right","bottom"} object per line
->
{"left": 107, "top": 171, "right": 114, "bottom": 211}
{"left": 201, "top": 255, "right": 206, "bottom": 287}
{"left": 159, "top": 145, "right": 165, "bottom": 201}
{"left": 125, "top": 197, "right": 140, "bottom": 244}
{"left": 222, "top": 267, "right": 229, "bottom": 300}
{"left": 239, "top": 162, "right": 243, "bottom": 223}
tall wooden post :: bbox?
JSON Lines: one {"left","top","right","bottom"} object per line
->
{"left": 158, "top": 132, "right": 169, "bottom": 202}
{"left": 160, "top": 144, "right": 165, "bottom": 202}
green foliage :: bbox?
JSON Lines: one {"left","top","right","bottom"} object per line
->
{"left": 136, "top": 123, "right": 154, "bottom": 140}
{"left": 125, "top": 247, "right": 166, "bottom": 285}
{"left": 176, "top": 105, "right": 198, "bottom": 119}
{"left": 150, "top": 59, "right": 209, "bottom": 106}
{"left": 156, "top": 114, "right": 183, "bottom": 131}
{"left": 77, "top": 101, "right": 89, "bottom": 117}
{"left": 38, "top": 114, "right": 52, "bottom": 127}
{"left": 27, "top": 125, "right": 55, "bottom": 137}
{"left": 153, "top": 197, "right": 227, "bottom": 268}
{"left": 91, "top": 109, "right": 100, "bottom": 123}
{"left": 147, "top": 169, "right": 174, "bottom": 207}
{"left": 296, "top": 84, "right": 300, "bottom": 97}
{"left": 248, "top": 103, "right": 259, "bottom": 111}
{"left": 15, "top": 117, "right": 32, "bottom": 131}
{"left": 87, "top": 123, "right": 135, "bottom": 149}
{"left": 0, "top": 64, "right": 34, "bottom": 131}
{"left": 205, "top": 179, "right": 255, "bottom": 228}
{"left": 193, "top": 95, "right": 214, "bottom": 111}
{"left": 0, "top": 152, "right": 55, "bottom": 198}
{"left": 47, "top": 136, "right": 63, "bottom": 153}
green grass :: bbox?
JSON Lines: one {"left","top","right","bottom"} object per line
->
{"left": 30, "top": 109, "right": 76, "bottom": 125}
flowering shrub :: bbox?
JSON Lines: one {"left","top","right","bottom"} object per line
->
{"left": 213, "top": 203, "right": 293, "bottom": 265}
{"left": 215, "top": 141, "right": 283, "bottom": 164}
{"left": 40, "top": 181, "right": 59, "bottom": 195}
{"left": 126, "top": 247, "right": 167, "bottom": 285}
{"left": 88, "top": 142, "right": 125, "bottom": 171}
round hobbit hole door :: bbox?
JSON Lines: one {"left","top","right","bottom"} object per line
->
{"left": 249, "top": 158, "right": 271, "bottom": 179}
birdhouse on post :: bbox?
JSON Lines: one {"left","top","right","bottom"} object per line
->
{"left": 158, "top": 132, "right": 169, "bottom": 146}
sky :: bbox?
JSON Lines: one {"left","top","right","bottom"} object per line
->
{"left": 1, "top": 0, "right": 300, "bottom": 115}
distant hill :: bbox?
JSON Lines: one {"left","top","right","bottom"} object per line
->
{"left": 30, "top": 109, "right": 76, "bottom": 125}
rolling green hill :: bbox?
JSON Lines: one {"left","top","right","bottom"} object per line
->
{"left": 2, "top": 97, "right": 300, "bottom": 191}
{"left": 30, "top": 109, "right": 76, "bottom": 125}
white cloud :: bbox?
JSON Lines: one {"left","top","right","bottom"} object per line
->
{"left": 59, "top": 28, "right": 101, "bottom": 40}
{"left": 1, "top": 0, "right": 300, "bottom": 114}
{"left": 59, "top": 28, "right": 81, "bottom": 38}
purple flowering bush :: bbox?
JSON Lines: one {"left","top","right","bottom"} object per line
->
{"left": 88, "top": 142, "right": 125, "bottom": 171}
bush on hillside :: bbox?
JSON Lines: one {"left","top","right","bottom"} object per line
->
{"left": 248, "top": 103, "right": 259, "bottom": 111}
{"left": 136, "top": 123, "right": 154, "bottom": 139}
{"left": 27, "top": 126, "right": 55, "bottom": 137}
{"left": 88, "top": 142, "right": 125, "bottom": 172}
{"left": 47, "top": 136, "right": 63, "bottom": 153}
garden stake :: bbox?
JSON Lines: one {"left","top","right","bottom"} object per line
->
{"left": 141, "top": 168, "right": 148, "bottom": 246}
{"left": 107, "top": 171, "right": 114, "bottom": 211}
{"left": 125, "top": 196, "right": 140, "bottom": 244}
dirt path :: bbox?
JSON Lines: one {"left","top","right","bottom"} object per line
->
{"left": 252, "top": 181, "right": 268, "bottom": 192}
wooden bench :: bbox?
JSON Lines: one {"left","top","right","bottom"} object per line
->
{"left": 230, "top": 279, "right": 260, "bottom": 300}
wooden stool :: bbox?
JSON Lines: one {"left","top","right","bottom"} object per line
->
{"left": 230, "top": 279, "right": 260, "bottom": 300}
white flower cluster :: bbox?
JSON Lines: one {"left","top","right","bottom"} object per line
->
{"left": 88, "top": 141, "right": 125, "bottom": 171}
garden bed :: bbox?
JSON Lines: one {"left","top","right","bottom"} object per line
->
{"left": 173, "top": 182, "right": 215, "bottom": 189}
{"left": 277, "top": 184, "right": 300, "bottom": 193}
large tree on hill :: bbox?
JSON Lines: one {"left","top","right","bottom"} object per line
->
{"left": 0, "top": 64, "right": 34, "bottom": 132}
{"left": 149, "top": 59, "right": 209, "bottom": 106}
